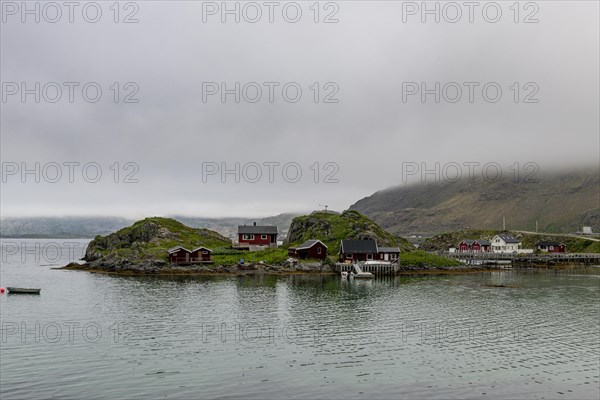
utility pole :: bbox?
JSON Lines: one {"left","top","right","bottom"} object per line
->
{"left": 503, "top": 216, "right": 506, "bottom": 231}
{"left": 319, "top": 204, "right": 328, "bottom": 212}
{"left": 536, "top": 220, "right": 538, "bottom": 233}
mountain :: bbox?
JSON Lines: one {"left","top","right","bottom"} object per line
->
{"left": 349, "top": 168, "right": 599, "bottom": 237}
{"left": 285, "top": 210, "right": 413, "bottom": 254}
{"left": 0, "top": 216, "right": 132, "bottom": 238}
{"left": 0, "top": 213, "right": 300, "bottom": 238}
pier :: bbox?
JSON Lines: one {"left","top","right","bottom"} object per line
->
{"left": 440, "top": 251, "right": 600, "bottom": 265}
{"left": 335, "top": 261, "right": 399, "bottom": 275}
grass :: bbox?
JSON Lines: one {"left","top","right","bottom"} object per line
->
{"left": 212, "top": 248, "right": 289, "bottom": 265}
{"left": 400, "top": 250, "right": 463, "bottom": 267}
{"left": 286, "top": 210, "right": 413, "bottom": 253}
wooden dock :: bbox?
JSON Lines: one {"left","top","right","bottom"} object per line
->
{"left": 335, "top": 262, "right": 399, "bottom": 275}
{"left": 440, "top": 251, "right": 600, "bottom": 265}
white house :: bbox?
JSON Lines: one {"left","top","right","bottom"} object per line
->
{"left": 491, "top": 234, "right": 521, "bottom": 253}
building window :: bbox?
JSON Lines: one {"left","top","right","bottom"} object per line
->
{"left": 367, "top": 254, "right": 373, "bottom": 260}
{"left": 202, "top": 251, "right": 209, "bottom": 254}
{"left": 242, "top": 234, "right": 254, "bottom": 240}
{"left": 317, "top": 247, "right": 322, "bottom": 254}
{"left": 261, "top": 234, "right": 267, "bottom": 239}
{"left": 346, "top": 254, "right": 353, "bottom": 259}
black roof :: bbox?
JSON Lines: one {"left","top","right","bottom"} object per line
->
{"left": 238, "top": 225, "right": 278, "bottom": 234}
{"left": 340, "top": 239, "right": 378, "bottom": 254}
{"left": 460, "top": 239, "right": 491, "bottom": 246}
{"left": 378, "top": 246, "right": 400, "bottom": 253}
{"left": 536, "top": 241, "right": 563, "bottom": 246}
{"left": 295, "top": 240, "right": 327, "bottom": 250}
{"left": 496, "top": 234, "right": 520, "bottom": 243}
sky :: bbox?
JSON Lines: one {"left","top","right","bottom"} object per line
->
{"left": 1, "top": 1, "right": 599, "bottom": 218}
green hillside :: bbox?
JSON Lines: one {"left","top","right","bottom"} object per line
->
{"left": 84, "top": 217, "right": 231, "bottom": 264}
{"left": 285, "top": 210, "right": 413, "bottom": 254}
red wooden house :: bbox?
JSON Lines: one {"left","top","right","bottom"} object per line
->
{"left": 458, "top": 240, "right": 491, "bottom": 253}
{"left": 339, "top": 239, "right": 378, "bottom": 262}
{"left": 168, "top": 245, "right": 213, "bottom": 264}
{"left": 190, "top": 246, "right": 213, "bottom": 263}
{"left": 168, "top": 246, "right": 192, "bottom": 264}
{"left": 288, "top": 240, "right": 328, "bottom": 260}
{"left": 536, "top": 241, "right": 566, "bottom": 253}
{"left": 237, "top": 223, "right": 278, "bottom": 248}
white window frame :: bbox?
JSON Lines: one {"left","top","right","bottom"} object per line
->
{"left": 317, "top": 247, "right": 322, "bottom": 254}
{"left": 367, "top": 254, "right": 373, "bottom": 260}
{"left": 242, "top": 234, "right": 255, "bottom": 240}
{"left": 261, "top": 234, "right": 268, "bottom": 240}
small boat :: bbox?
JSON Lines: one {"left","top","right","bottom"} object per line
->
{"left": 350, "top": 263, "right": 374, "bottom": 279}
{"left": 340, "top": 271, "right": 349, "bottom": 278}
{"left": 352, "top": 272, "right": 374, "bottom": 279}
{"left": 6, "top": 287, "right": 41, "bottom": 294}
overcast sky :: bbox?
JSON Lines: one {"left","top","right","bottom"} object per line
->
{"left": 1, "top": 1, "right": 598, "bottom": 218}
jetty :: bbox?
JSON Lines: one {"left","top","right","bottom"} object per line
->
{"left": 335, "top": 261, "right": 399, "bottom": 276}
{"left": 440, "top": 251, "right": 600, "bottom": 265}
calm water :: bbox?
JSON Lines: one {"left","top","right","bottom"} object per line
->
{"left": 1, "top": 239, "right": 599, "bottom": 399}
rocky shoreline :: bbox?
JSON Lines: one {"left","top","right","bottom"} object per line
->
{"left": 58, "top": 260, "right": 505, "bottom": 276}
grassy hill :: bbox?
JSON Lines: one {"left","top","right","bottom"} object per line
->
{"left": 286, "top": 210, "right": 414, "bottom": 254}
{"left": 84, "top": 217, "right": 231, "bottom": 264}
{"left": 350, "top": 168, "right": 599, "bottom": 236}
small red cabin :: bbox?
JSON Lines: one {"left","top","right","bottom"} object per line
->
{"left": 168, "top": 246, "right": 192, "bottom": 264}
{"left": 458, "top": 240, "right": 491, "bottom": 253}
{"left": 168, "top": 246, "right": 213, "bottom": 264}
{"left": 238, "top": 223, "right": 278, "bottom": 247}
{"left": 190, "top": 247, "right": 213, "bottom": 263}
{"left": 288, "top": 240, "right": 328, "bottom": 260}
{"left": 536, "top": 241, "right": 566, "bottom": 253}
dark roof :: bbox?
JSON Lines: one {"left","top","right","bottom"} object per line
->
{"left": 238, "top": 225, "right": 278, "bottom": 234}
{"left": 497, "top": 235, "right": 520, "bottom": 243}
{"left": 191, "top": 246, "right": 212, "bottom": 253}
{"left": 536, "top": 241, "right": 563, "bottom": 246}
{"left": 340, "top": 239, "right": 378, "bottom": 254}
{"left": 168, "top": 246, "right": 191, "bottom": 254}
{"left": 378, "top": 247, "right": 400, "bottom": 253}
{"left": 461, "top": 239, "right": 491, "bottom": 246}
{"left": 295, "top": 240, "right": 327, "bottom": 250}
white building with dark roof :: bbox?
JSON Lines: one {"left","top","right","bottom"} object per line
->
{"left": 491, "top": 234, "right": 521, "bottom": 253}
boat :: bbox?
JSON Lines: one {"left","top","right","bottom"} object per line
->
{"left": 352, "top": 272, "right": 374, "bottom": 279}
{"left": 6, "top": 287, "right": 41, "bottom": 294}
{"left": 340, "top": 271, "right": 349, "bottom": 278}
{"left": 350, "top": 264, "right": 374, "bottom": 279}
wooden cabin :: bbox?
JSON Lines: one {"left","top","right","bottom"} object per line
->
{"left": 237, "top": 223, "right": 278, "bottom": 248}
{"left": 168, "top": 246, "right": 192, "bottom": 264}
{"left": 339, "top": 239, "right": 378, "bottom": 262}
{"left": 288, "top": 240, "right": 328, "bottom": 260}
{"left": 536, "top": 241, "right": 566, "bottom": 253}
{"left": 458, "top": 240, "right": 491, "bottom": 253}
{"left": 190, "top": 246, "right": 213, "bottom": 263}
{"left": 377, "top": 247, "right": 400, "bottom": 261}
